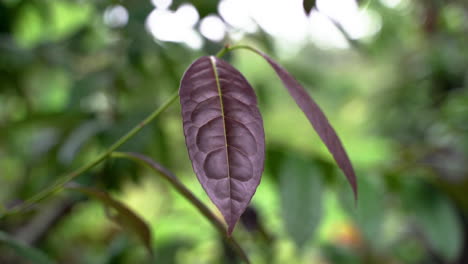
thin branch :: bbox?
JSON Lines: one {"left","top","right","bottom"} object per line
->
{"left": 1, "top": 91, "right": 179, "bottom": 218}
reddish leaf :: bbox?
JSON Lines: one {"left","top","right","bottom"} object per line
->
{"left": 257, "top": 51, "right": 358, "bottom": 199}
{"left": 179, "top": 56, "right": 265, "bottom": 234}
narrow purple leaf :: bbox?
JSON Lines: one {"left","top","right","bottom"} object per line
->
{"left": 257, "top": 51, "right": 358, "bottom": 199}
{"left": 179, "top": 56, "right": 265, "bottom": 234}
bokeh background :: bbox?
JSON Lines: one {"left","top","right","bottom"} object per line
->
{"left": 1, "top": 0, "right": 468, "bottom": 263}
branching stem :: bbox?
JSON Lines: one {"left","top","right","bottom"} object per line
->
{"left": 1, "top": 44, "right": 256, "bottom": 217}
{"left": 0, "top": 43, "right": 259, "bottom": 261}
{"left": 1, "top": 92, "right": 179, "bottom": 217}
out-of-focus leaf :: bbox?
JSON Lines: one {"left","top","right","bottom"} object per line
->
{"left": 254, "top": 49, "right": 357, "bottom": 199}
{"left": 13, "top": 3, "right": 44, "bottom": 47}
{"left": 179, "top": 56, "right": 265, "bottom": 235}
{"left": 0, "top": 230, "right": 56, "bottom": 264}
{"left": 339, "top": 174, "right": 383, "bottom": 248}
{"left": 66, "top": 184, "right": 153, "bottom": 257}
{"left": 48, "top": 1, "right": 93, "bottom": 41}
{"left": 411, "top": 191, "right": 463, "bottom": 261}
{"left": 265, "top": 145, "right": 288, "bottom": 184}
{"left": 321, "top": 244, "right": 360, "bottom": 264}
{"left": 280, "top": 156, "right": 322, "bottom": 248}
{"left": 303, "top": 0, "right": 316, "bottom": 15}
{"left": 58, "top": 120, "right": 107, "bottom": 165}
{"left": 13, "top": 1, "right": 92, "bottom": 48}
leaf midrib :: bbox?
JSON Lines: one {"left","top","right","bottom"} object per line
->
{"left": 210, "top": 56, "right": 232, "bottom": 216}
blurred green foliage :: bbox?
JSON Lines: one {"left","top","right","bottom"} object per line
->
{"left": 1, "top": 0, "right": 468, "bottom": 263}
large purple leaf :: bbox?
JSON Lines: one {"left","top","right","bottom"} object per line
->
{"left": 179, "top": 56, "right": 265, "bottom": 234}
{"left": 257, "top": 51, "right": 357, "bottom": 199}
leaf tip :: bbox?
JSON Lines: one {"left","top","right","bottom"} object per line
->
{"left": 353, "top": 187, "right": 358, "bottom": 205}
{"left": 348, "top": 171, "right": 358, "bottom": 203}
{"left": 225, "top": 213, "right": 241, "bottom": 236}
{"left": 227, "top": 223, "right": 236, "bottom": 236}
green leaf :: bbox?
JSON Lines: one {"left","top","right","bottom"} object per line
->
{"left": 66, "top": 184, "right": 153, "bottom": 257}
{"left": 13, "top": 1, "right": 92, "bottom": 48}
{"left": 413, "top": 194, "right": 463, "bottom": 261}
{"left": 48, "top": 1, "right": 93, "bottom": 41}
{"left": 13, "top": 4, "right": 44, "bottom": 47}
{"left": 339, "top": 174, "right": 384, "bottom": 249}
{"left": 0, "top": 230, "right": 56, "bottom": 264}
{"left": 401, "top": 180, "right": 463, "bottom": 261}
{"left": 279, "top": 156, "right": 322, "bottom": 248}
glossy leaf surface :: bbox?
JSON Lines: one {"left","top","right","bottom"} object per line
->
{"left": 66, "top": 184, "right": 153, "bottom": 256}
{"left": 257, "top": 51, "right": 357, "bottom": 199}
{"left": 179, "top": 56, "right": 265, "bottom": 234}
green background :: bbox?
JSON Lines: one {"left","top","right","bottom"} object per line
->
{"left": 1, "top": 0, "right": 468, "bottom": 263}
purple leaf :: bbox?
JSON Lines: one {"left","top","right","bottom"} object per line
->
{"left": 179, "top": 56, "right": 265, "bottom": 234}
{"left": 257, "top": 51, "right": 358, "bottom": 199}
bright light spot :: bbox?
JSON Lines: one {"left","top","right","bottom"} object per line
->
{"left": 219, "top": 0, "right": 257, "bottom": 33}
{"left": 81, "top": 91, "right": 111, "bottom": 113}
{"left": 200, "top": 15, "right": 226, "bottom": 42}
{"left": 341, "top": 9, "right": 382, "bottom": 39}
{"left": 316, "top": 0, "right": 357, "bottom": 22}
{"left": 174, "top": 4, "right": 199, "bottom": 27}
{"left": 151, "top": 0, "right": 172, "bottom": 9}
{"left": 184, "top": 31, "right": 203, "bottom": 49}
{"left": 309, "top": 10, "right": 349, "bottom": 49}
{"left": 103, "top": 5, "right": 129, "bottom": 28}
{"left": 146, "top": 3, "right": 202, "bottom": 49}
{"left": 250, "top": 0, "right": 309, "bottom": 43}
{"left": 379, "top": 0, "right": 402, "bottom": 8}
{"left": 145, "top": 0, "right": 382, "bottom": 50}
{"left": 316, "top": 0, "right": 379, "bottom": 39}
{"left": 362, "top": 9, "right": 382, "bottom": 38}
{"left": 229, "top": 31, "right": 246, "bottom": 42}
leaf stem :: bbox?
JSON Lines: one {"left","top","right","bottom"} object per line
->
{"left": 215, "top": 44, "right": 231, "bottom": 58}
{"left": 110, "top": 152, "right": 251, "bottom": 264}
{"left": 216, "top": 44, "right": 261, "bottom": 58}
{"left": 2, "top": 91, "right": 179, "bottom": 217}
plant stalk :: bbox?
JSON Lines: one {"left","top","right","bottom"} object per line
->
{"left": 1, "top": 91, "right": 179, "bottom": 217}
{"left": 216, "top": 44, "right": 261, "bottom": 58}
